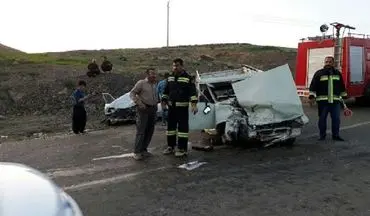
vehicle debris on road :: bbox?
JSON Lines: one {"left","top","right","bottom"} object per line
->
{"left": 178, "top": 160, "right": 208, "bottom": 171}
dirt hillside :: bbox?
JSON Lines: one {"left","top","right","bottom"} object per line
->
{"left": 0, "top": 43, "right": 297, "bottom": 139}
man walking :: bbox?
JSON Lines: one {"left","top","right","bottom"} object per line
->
{"left": 161, "top": 58, "right": 198, "bottom": 157}
{"left": 309, "top": 56, "right": 347, "bottom": 141}
{"left": 157, "top": 72, "right": 169, "bottom": 126}
{"left": 130, "top": 68, "right": 158, "bottom": 160}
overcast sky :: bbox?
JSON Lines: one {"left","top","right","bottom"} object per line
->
{"left": 1, "top": 0, "right": 369, "bottom": 53}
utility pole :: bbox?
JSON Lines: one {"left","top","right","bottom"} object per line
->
{"left": 166, "top": 0, "right": 170, "bottom": 47}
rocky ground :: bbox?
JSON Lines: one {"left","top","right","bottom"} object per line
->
{"left": 0, "top": 66, "right": 135, "bottom": 140}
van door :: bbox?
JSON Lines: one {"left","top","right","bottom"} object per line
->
{"left": 189, "top": 85, "right": 216, "bottom": 130}
{"left": 189, "top": 102, "right": 216, "bottom": 130}
{"left": 102, "top": 93, "right": 115, "bottom": 104}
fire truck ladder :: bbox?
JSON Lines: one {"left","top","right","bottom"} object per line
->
{"left": 330, "top": 22, "right": 356, "bottom": 69}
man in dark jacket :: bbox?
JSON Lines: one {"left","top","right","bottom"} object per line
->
{"left": 161, "top": 58, "right": 198, "bottom": 157}
{"left": 71, "top": 80, "right": 92, "bottom": 134}
{"left": 101, "top": 56, "right": 113, "bottom": 73}
{"left": 87, "top": 59, "right": 100, "bottom": 77}
{"left": 309, "top": 56, "right": 347, "bottom": 141}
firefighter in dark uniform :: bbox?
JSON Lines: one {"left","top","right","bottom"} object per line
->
{"left": 309, "top": 56, "right": 347, "bottom": 141}
{"left": 161, "top": 58, "right": 198, "bottom": 157}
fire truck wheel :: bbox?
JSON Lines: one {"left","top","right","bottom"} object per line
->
{"left": 355, "top": 96, "right": 370, "bottom": 106}
{"left": 356, "top": 83, "right": 370, "bottom": 106}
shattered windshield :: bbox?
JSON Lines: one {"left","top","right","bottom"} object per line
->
{"left": 209, "top": 82, "right": 237, "bottom": 102}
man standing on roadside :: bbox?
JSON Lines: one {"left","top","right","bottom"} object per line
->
{"left": 161, "top": 58, "right": 198, "bottom": 157}
{"left": 157, "top": 72, "right": 169, "bottom": 126}
{"left": 309, "top": 56, "right": 347, "bottom": 141}
{"left": 130, "top": 68, "right": 158, "bottom": 160}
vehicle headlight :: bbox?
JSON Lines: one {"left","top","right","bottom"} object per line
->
{"left": 106, "top": 107, "right": 115, "bottom": 113}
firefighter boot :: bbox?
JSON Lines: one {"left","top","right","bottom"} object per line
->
{"left": 163, "top": 146, "right": 175, "bottom": 155}
{"left": 175, "top": 149, "right": 187, "bottom": 157}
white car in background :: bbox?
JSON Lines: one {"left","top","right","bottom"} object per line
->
{"left": 102, "top": 92, "right": 163, "bottom": 125}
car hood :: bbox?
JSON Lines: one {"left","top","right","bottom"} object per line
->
{"left": 105, "top": 92, "right": 135, "bottom": 109}
{"left": 232, "top": 64, "right": 306, "bottom": 126}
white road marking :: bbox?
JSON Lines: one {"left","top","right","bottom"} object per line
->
{"left": 92, "top": 147, "right": 158, "bottom": 161}
{"left": 46, "top": 162, "right": 134, "bottom": 178}
{"left": 63, "top": 166, "right": 169, "bottom": 192}
{"left": 302, "top": 121, "right": 370, "bottom": 139}
{"left": 92, "top": 153, "right": 134, "bottom": 161}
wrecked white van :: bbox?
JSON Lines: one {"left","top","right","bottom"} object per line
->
{"left": 189, "top": 64, "right": 309, "bottom": 147}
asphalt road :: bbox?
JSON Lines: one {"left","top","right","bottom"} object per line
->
{"left": 2, "top": 104, "right": 370, "bottom": 216}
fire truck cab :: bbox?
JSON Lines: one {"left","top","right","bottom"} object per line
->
{"left": 295, "top": 30, "right": 370, "bottom": 103}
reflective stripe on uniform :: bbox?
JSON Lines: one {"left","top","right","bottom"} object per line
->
{"left": 320, "top": 75, "right": 328, "bottom": 81}
{"left": 333, "top": 96, "right": 341, "bottom": 100}
{"left": 177, "top": 77, "right": 189, "bottom": 83}
{"left": 166, "top": 130, "right": 176, "bottom": 136}
{"left": 175, "top": 102, "right": 189, "bottom": 107}
{"left": 316, "top": 95, "right": 341, "bottom": 101}
{"left": 167, "top": 101, "right": 190, "bottom": 107}
{"left": 177, "top": 132, "right": 189, "bottom": 138}
{"left": 168, "top": 77, "right": 175, "bottom": 82}
{"left": 328, "top": 75, "right": 334, "bottom": 103}
{"left": 332, "top": 75, "right": 340, "bottom": 80}
{"left": 320, "top": 75, "right": 340, "bottom": 81}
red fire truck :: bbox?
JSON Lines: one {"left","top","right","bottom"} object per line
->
{"left": 295, "top": 23, "right": 370, "bottom": 103}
